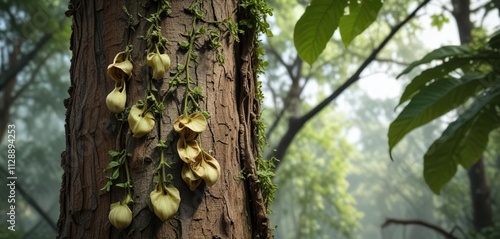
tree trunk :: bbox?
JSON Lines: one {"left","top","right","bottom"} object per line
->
{"left": 451, "top": 0, "right": 493, "bottom": 231}
{"left": 57, "top": 0, "right": 269, "bottom": 238}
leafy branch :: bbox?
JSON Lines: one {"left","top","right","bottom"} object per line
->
{"left": 269, "top": 0, "right": 431, "bottom": 167}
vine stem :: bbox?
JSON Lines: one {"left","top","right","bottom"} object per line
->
{"left": 123, "top": 153, "right": 133, "bottom": 200}
{"left": 183, "top": 18, "right": 198, "bottom": 116}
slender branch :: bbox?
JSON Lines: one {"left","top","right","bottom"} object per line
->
{"left": 381, "top": 218, "right": 459, "bottom": 239}
{"left": 0, "top": 33, "right": 52, "bottom": 91}
{"left": 265, "top": 107, "right": 285, "bottom": 140}
{"left": 268, "top": 0, "right": 431, "bottom": 167}
{"left": 11, "top": 55, "right": 49, "bottom": 102}
{"left": 267, "top": 41, "right": 294, "bottom": 76}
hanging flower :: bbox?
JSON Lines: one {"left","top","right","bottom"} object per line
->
{"left": 150, "top": 186, "right": 181, "bottom": 222}
{"left": 108, "top": 201, "right": 132, "bottom": 230}
{"left": 181, "top": 162, "right": 202, "bottom": 191}
{"left": 173, "top": 112, "right": 207, "bottom": 139}
{"left": 106, "top": 81, "right": 127, "bottom": 113}
{"left": 128, "top": 105, "right": 155, "bottom": 138}
{"left": 190, "top": 150, "right": 220, "bottom": 187}
{"left": 177, "top": 137, "right": 201, "bottom": 163}
{"left": 107, "top": 52, "right": 133, "bottom": 82}
{"left": 146, "top": 50, "right": 170, "bottom": 80}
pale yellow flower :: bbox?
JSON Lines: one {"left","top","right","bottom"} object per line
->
{"left": 150, "top": 186, "right": 180, "bottom": 222}
{"left": 146, "top": 50, "right": 170, "bottom": 80}
{"left": 108, "top": 202, "right": 132, "bottom": 230}
{"left": 173, "top": 112, "right": 207, "bottom": 140}
{"left": 181, "top": 162, "right": 201, "bottom": 191}
{"left": 177, "top": 137, "right": 201, "bottom": 163}
{"left": 106, "top": 81, "right": 127, "bottom": 113}
{"left": 128, "top": 105, "right": 155, "bottom": 138}
{"left": 107, "top": 52, "right": 133, "bottom": 82}
{"left": 191, "top": 150, "right": 220, "bottom": 187}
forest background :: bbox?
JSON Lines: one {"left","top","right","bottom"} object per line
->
{"left": 0, "top": 0, "right": 499, "bottom": 238}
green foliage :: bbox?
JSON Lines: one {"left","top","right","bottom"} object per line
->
{"left": 293, "top": 0, "right": 383, "bottom": 65}
{"left": 339, "top": 0, "right": 383, "bottom": 46}
{"left": 430, "top": 14, "right": 449, "bottom": 31}
{"left": 294, "top": 0, "right": 348, "bottom": 65}
{"left": 389, "top": 30, "right": 500, "bottom": 194}
{"left": 270, "top": 109, "right": 361, "bottom": 239}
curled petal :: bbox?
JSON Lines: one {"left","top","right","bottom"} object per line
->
{"left": 107, "top": 52, "right": 133, "bottom": 82}
{"left": 149, "top": 186, "right": 181, "bottom": 222}
{"left": 106, "top": 81, "right": 127, "bottom": 113}
{"left": 177, "top": 137, "right": 201, "bottom": 163}
{"left": 108, "top": 202, "right": 132, "bottom": 230}
{"left": 191, "top": 150, "right": 220, "bottom": 187}
{"left": 147, "top": 51, "right": 170, "bottom": 80}
{"left": 173, "top": 112, "right": 207, "bottom": 136}
{"left": 181, "top": 163, "right": 201, "bottom": 191}
{"left": 128, "top": 105, "right": 155, "bottom": 138}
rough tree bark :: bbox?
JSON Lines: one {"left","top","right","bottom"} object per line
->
{"left": 57, "top": 0, "right": 269, "bottom": 238}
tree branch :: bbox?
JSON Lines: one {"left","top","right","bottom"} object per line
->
{"left": 268, "top": 0, "right": 431, "bottom": 167}
{"left": 0, "top": 33, "right": 52, "bottom": 91}
{"left": 381, "top": 218, "right": 459, "bottom": 239}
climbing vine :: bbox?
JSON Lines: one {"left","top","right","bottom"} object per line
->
{"left": 100, "top": 0, "right": 276, "bottom": 233}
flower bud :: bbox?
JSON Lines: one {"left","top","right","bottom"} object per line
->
{"left": 107, "top": 52, "right": 133, "bottom": 82}
{"left": 128, "top": 105, "right": 155, "bottom": 138}
{"left": 106, "top": 81, "right": 127, "bottom": 113}
{"left": 150, "top": 186, "right": 181, "bottom": 222}
{"left": 147, "top": 51, "right": 170, "bottom": 80}
{"left": 108, "top": 202, "right": 132, "bottom": 230}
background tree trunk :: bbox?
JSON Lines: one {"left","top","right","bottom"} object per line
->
{"left": 451, "top": 0, "right": 493, "bottom": 231}
{"left": 57, "top": 0, "right": 268, "bottom": 238}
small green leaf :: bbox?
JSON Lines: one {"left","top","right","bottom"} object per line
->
{"left": 179, "top": 41, "right": 189, "bottom": 49}
{"left": 339, "top": 0, "right": 382, "bottom": 46}
{"left": 108, "top": 150, "right": 121, "bottom": 157}
{"left": 107, "top": 161, "right": 121, "bottom": 169}
{"left": 398, "top": 45, "right": 473, "bottom": 78}
{"left": 115, "top": 183, "right": 127, "bottom": 188}
{"left": 100, "top": 181, "right": 113, "bottom": 192}
{"left": 294, "top": 0, "right": 348, "bottom": 65}
{"left": 111, "top": 169, "right": 120, "bottom": 180}
{"left": 389, "top": 72, "right": 485, "bottom": 159}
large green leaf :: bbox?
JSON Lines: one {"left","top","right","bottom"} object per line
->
{"left": 488, "top": 29, "right": 500, "bottom": 49}
{"left": 397, "top": 45, "right": 473, "bottom": 78}
{"left": 388, "top": 72, "right": 485, "bottom": 159}
{"left": 294, "top": 0, "right": 348, "bottom": 65}
{"left": 423, "top": 88, "right": 500, "bottom": 194}
{"left": 397, "top": 58, "right": 470, "bottom": 106}
{"left": 339, "top": 0, "right": 382, "bottom": 46}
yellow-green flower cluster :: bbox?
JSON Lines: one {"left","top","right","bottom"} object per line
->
{"left": 174, "top": 112, "right": 220, "bottom": 190}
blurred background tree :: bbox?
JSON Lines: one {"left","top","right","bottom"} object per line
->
{"left": 263, "top": 0, "right": 500, "bottom": 238}
{"left": 0, "top": 0, "right": 70, "bottom": 238}
{"left": 0, "top": 0, "right": 499, "bottom": 238}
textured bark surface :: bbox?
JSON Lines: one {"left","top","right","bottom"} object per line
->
{"left": 58, "top": 0, "right": 265, "bottom": 238}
